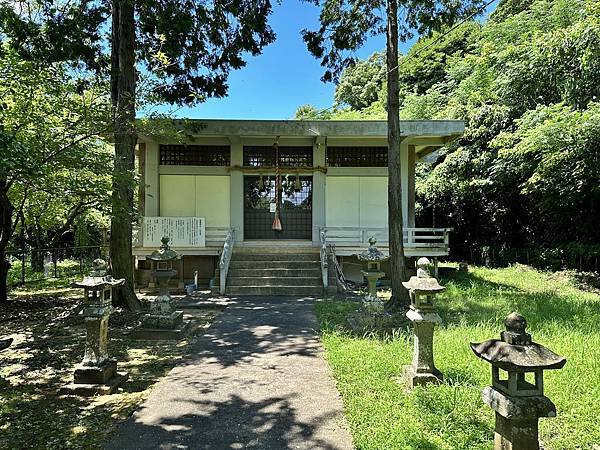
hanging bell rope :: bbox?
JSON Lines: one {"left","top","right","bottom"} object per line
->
{"left": 293, "top": 173, "right": 302, "bottom": 192}
{"left": 272, "top": 138, "right": 282, "bottom": 231}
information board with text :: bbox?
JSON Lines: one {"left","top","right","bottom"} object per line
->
{"left": 143, "top": 217, "right": 205, "bottom": 247}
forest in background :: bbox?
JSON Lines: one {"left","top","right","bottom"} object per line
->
{"left": 297, "top": 0, "right": 600, "bottom": 271}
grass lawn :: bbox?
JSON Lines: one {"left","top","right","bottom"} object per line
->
{"left": 0, "top": 289, "right": 221, "bottom": 449}
{"left": 315, "top": 265, "right": 600, "bottom": 450}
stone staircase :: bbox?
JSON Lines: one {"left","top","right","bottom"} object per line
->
{"left": 216, "top": 250, "right": 326, "bottom": 296}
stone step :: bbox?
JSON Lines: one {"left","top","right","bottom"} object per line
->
{"left": 225, "top": 285, "right": 323, "bottom": 296}
{"left": 227, "top": 276, "right": 322, "bottom": 287}
{"left": 229, "top": 260, "right": 320, "bottom": 269}
{"left": 227, "top": 268, "right": 322, "bottom": 278}
{"left": 231, "top": 253, "right": 320, "bottom": 262}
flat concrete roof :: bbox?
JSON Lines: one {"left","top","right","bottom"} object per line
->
{"left": 165, "top": 118, "right": 465, "bottom": 138}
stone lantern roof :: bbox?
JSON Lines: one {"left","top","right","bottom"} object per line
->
{"left": 71, "top": 259, "right": 124, "bottom": 290}
{"left": 470, "top": 312, "right": 566, "bottom": 372}
{"left": 402, "top": 257, "right": 445, "bottom": 295}
{"left": 147, "top": 236, "right": 180, "bottom": 262}
{"left": 357, "top": 237, "right": 389, "bottom": 262}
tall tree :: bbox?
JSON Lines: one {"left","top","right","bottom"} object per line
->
{"left": 1, "top": 0, "right": 276, "bottom": 308}
{"left": 110, "top": 0, "right": 138, "bottom": 309}
{"left": 303, "top": 0, "right": 486, "bottom": 309}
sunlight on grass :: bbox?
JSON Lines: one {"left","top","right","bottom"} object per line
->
{"left": 316, "top": 264, "right": 600, "bottom": 450}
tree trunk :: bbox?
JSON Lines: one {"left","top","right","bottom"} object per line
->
{"left": 0, "top": 180, "right": 14, "bottom": 303}
{"left": 29, "top": 225, "right": 46, "bottom": 272}
{"left": 385, "top": 0, "right": 409, "bottom": 311}
{"left": 110, "top": 0, "right": 140, "bottom": 311}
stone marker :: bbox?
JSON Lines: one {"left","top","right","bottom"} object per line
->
{"left": 471, "top": 312, "right": 567, "bottom": 450}
{"left": 402, "top": 257, "right": 446, "bottom": 388}
{"left": 60, "top": 259, "right": 128, "bottom": 396}
{"left": 356, "top": 237, "right": 389, "bottom": 311}
{"left": 0, "top": 337, "right": 12, "bottom": 352}
{"left": 133, "top": 237, "right": 190, "bottom": 339}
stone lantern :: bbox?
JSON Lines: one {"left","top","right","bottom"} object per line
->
{"left": 471, "top": 312, "right": 567, "bottom": 450}
{"left": 402, "top": 257, "right": 445, "bottom": 388}
{"left": 134, "top": 236, "right": 189, "bottom": 339}
{"left": 60, "top": 259, "right": 127, "bottom": 396}
{"left": 357, "top": 237, "right": 389, "bottom": 309}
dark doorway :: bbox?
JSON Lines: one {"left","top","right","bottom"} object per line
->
{"left": 244, "top": 176, "right": 312, "bottom": 240}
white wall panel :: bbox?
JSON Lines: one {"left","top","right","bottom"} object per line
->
{"left": 195, "top": 176, "right": 230, "bottom": 227}
{"left": 325, "top": 177, "right": 359, "bottom": 227}
{"left": 359, "top": 177, "right": 388, "bottom": 228}
{"left": 159, "top": 175, "right": 230, "bottom": 228}
{"left": 159, "top": 175, "right": 196, "bottom": 216}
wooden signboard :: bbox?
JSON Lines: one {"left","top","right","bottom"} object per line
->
{"left": 143, "top": 217, "right": 205, "bottom": 247}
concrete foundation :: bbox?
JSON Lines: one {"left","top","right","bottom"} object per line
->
{"left": 132, "top": 320, "right": 192, "bottom": 340}
{"left": 60, "top": 359, "right": 128, "bottom": 396}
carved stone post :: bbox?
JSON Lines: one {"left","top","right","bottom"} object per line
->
{"left": 60, "top": 259, "right": 128, "bottom": 396}
{"left": 471, "top": 312, "right": 567, "bottom": 450}
{"left": 402, "top": 257, "right": 445, "bottom": 388}
{"left": 133, "top": 237, "right": 190, "bottom": 339}
{"left": 357, "top": 237, "right": 389, "bottom": 311}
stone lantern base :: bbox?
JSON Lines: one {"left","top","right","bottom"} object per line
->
{"left": 132, "top": 311, "right": 191, "bottom": 340}
{"left": 482, "top": 386, "right": 556, "bottom": 450}
{"left": 403, "top": 365, "right": 444, "bottom": 389}
{"left": 60, "top": 359, "right": 128, "bottom": 396}
{"left": 403, "top": 308, "right": 443, "bottom": 389}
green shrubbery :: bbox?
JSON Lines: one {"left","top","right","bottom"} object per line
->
{"left": 298, "top": 0, "right": 600, "bottom": 270}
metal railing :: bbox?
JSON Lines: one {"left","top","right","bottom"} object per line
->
{"left": 6, "top": 245, "right": 109, "bottom": 288}
{"left": 218, "top": 229, "right": 235, "bottom": 295}
{"left": 319, "top": 229, "right": 328, "bottom": 290}
{"left": 322, "top": 227, "right": 452, "bottom": 251}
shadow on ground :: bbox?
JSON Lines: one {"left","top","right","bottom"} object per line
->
{"left": 106, "top": 392, "right": 343, "bottom": 450}
{"left": 0, "top": 293, "right": 220, "bottom": 449}
{"left": 105, "top": 296, "right": 353, "bottom": 450}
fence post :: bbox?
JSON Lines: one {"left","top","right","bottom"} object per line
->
{"left": 20, "top": 215, "right": 26, "bottom": 286}
{"left": 21, "top": 248, "right": 26, "bottom": 286}
{"left": 53, "top": 249, "right": 58, "bottom": 278}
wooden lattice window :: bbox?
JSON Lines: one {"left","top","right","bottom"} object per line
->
{"left": 243, "top": 146, "right": 313, "bottom": 167}
{"left": 159, "top": 144, "right": 230, "bottom": 166}
{"left": 326, "top": 146, "right": 388, "bottom": 167}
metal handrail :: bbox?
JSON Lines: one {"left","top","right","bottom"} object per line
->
{"left": 320, "top": 229, "right": 328, "bottom": 290}
{"left": 219, "top": 228, "right": 235, "bottom": 295}
{"left": 321, "top": 226, "right": 452, "bottom": 248}
{"left": 330, "top": 243, "right": 349, "bottom": 291}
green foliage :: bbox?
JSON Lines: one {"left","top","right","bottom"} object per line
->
{"left": 398, "top": 22, "right": 481, "bottom": 96}
{"left": 315, "top": 265, "right": 600, "bottom": 449}
{"left": 309, "top": 0, "right": 600, "bottom": 263}
{"left": 334, "top": 52, "right": 386, "bottom": 110}
{"left": 421, "top": 0, "right": 600, "bottom": 257}
{"left": 294, "top": 104, "right": 333, "bottom": 120}
{"left": 0, "top": 46, "right": 111, "bottom": 258}
{"left": 0, "top": 47, "right": 110, "bottom": 182}
{"left": 0, "top": 0, "right": 276, "bottom": 105}
{"left": 302, "top": 0, "right": 487, "bottom": 82}
{"left": 490, "top": 0, "right": 535, "bottom": 23}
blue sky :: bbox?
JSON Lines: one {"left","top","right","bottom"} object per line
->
{"left": 156, "top": 0, "right": 497, "bottom": 120}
